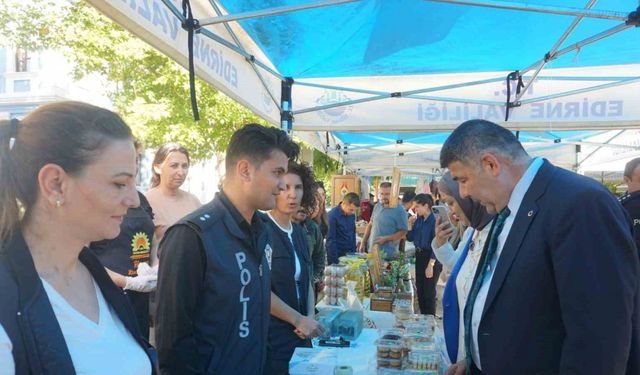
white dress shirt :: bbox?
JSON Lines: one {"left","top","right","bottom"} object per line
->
{"left": 471, "top": 157, "right": 543, "bottom": 370}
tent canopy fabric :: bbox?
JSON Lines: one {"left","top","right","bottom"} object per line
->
{"left": 85, "top": 0, "right": 640, "bottom": 175}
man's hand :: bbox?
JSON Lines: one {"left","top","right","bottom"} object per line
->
{"left": 434, "top": 216, "right": 455, "bottom": 248}
{"left": 425, "top": 262, "right": 434, "bottom": 278}
{"left": 373, "top": 236, "right": 388, "bottom": 245}
{"left": 445, "top": 359, "right": 468, "bottom": 375}
{"left": 293, "top": 316, "right": 324, "bottom": 339}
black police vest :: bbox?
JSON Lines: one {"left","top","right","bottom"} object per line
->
{"left": 178, "top": 197, "right": 272, "bottom": 375}
{"left": 91, "top": 192, "right": 154, "bottom": 276}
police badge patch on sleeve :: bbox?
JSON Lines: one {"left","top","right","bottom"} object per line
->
{"left": 264, "top": 244, "right": 273, "bottom": 270}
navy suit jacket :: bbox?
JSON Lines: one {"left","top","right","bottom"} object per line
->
{"left": 473, "top": 160, "right": 640, "bottom": 375}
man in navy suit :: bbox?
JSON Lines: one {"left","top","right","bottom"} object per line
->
{"left": 441, "top": 120, "right": 639, "bottom": 375}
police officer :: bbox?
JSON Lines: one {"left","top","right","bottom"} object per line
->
{"left": 90, "top": 190, "right": 156, "bottom": 340}
{"left": 621, "top": 157, "right": 640, "bottom": 255}
{"left": 155, "top": 124, "right": 299, "bottom": 375}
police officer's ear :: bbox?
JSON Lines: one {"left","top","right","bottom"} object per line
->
{"left": 624, "top": 175, "right": 632, "bottom": 186}
{"left": 236, "top": 159, "right": 252, "bottom": 182}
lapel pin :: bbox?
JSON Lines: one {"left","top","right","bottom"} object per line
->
{"left": 528, "top": 210, "right": 534, "bottom": 217}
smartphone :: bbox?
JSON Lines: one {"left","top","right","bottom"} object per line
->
{"left": 431, "top": 205, "right": 452, "bottom": 226}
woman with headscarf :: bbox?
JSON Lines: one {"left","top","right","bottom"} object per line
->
{"left": 430, "top": 171, "right": 495, "bottom": 365}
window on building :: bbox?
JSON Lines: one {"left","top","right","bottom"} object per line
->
{"left": 15, "top": 48, "right": 29, "bottom": 72}
{"left": 13, "top": 79, "right": 30, "bottom": 92}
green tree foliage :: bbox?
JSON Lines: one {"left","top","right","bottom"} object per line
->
{"left": 2, "top": 0, "right": 266, "bottom": 161}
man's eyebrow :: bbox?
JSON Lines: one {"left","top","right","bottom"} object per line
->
{"left": 113, "top": 172, "right": 135, "bottom": 178}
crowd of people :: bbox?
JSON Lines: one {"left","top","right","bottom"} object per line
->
{"left": 0, "top": 101, "right": 638, "bottom": 375}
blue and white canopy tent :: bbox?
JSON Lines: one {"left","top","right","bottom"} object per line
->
{"left": 85, "top": 0, "right": 640, "bottom": 175}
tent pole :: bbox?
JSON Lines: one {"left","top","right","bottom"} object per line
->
{"left": 281, "top": 78, "right": 294, "bottom": 132}
{"left": 199, "top": 0, "right": 361, "bottom": 26}
{"left": 207, "top": 0, "right": 282, "bottom": 111}
{"left": 198, "top": 28, "right": 284, "bottom": 80}
{"left": 577, "top": 130, "right": 626, "bottom": 167}
{"left": 422, "top": 0, "right": 628, "bottom": 21}
{"left": 520, "top": 23, "right": 632, "bottom": 74}
{"left": 519, "top": 76, "right": 640, "bottom": 105}
{"left": 405, "top": 95, "right": 503, "bottom": 106}
{"left": 295, "top": 81, "right": 388, "bottom": 96}
{"left": 515, "top": 0, "right": 598, "bottom": 101}
{"left": 293, "top": 94, "right": 389, "bottom": 115}
{"left": 160, "top": 0, "right": 186, "bottom": 22}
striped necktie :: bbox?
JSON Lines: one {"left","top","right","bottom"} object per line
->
{"left": 463, "top": 206, "right": 511, "bottom": 370}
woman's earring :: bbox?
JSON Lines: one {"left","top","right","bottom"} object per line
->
{"left": 55, "top": 199, "right": 62, "bottom": 208}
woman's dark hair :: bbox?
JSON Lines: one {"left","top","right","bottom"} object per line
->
{"left": 414, "top": 193, "right": 434, "bottom": 208}
{"left": 286, "top": 161, "right": 317, "bottom": 211}
{"left": 0, "top": 101, "right": 133, "bottom": 241}
{"left": 150, "top": 142, "right": 190, "bottom": 188}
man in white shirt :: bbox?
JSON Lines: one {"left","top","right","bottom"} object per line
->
{"left": 441, "top": 119, "right": 639, "bottom": 375}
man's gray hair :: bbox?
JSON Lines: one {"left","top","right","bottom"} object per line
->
{"left": 379, "top": 181, "right": 392, "bottom": 188}
{"left": 440, "top": 119, "right": 529, "bottom": 168}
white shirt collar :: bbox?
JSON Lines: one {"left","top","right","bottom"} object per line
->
{"left": 506, "top": 157, "right": 544, "bottom": 216}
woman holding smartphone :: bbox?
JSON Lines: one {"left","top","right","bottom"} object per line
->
{"left": 431, "top": 172, "right": 494, "bottom": 364}
{"left": 407, "top": 193, "right": 440, "bottom": 315}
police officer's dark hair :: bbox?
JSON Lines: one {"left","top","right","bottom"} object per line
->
{"left": 413, "top": 193, "right": 434, "bottom": 208}
{"left": 402, "top": 191, "right": 416, "bottom": 204}
{"left": 343, "top": 192, "right": 361, "bottom": 206}
{"left": 0, "top": 101, "right": 133, "bottom": 241}
{"left": 440, "top": 119, "right": 528, "bottom": 168}
{"left": 624, "top": 157, "right": 640, "bottom": 179}
{"left": 379, "top": 181, "right": 392, "bottom": 189}
{"left": 150, "top": 142, "right": 190, "bottom": 188}
{"left": 225, "top": 123, "right": 300, "bottom": 173}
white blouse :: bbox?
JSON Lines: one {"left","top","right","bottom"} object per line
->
{"left": 41, "top": 278, "right": 152, "bottom": 375}
{"left": 431, "top": 225, "right": 491, "bottom": 363}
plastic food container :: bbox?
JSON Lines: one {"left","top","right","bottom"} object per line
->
{"left": 376, "top": 358, "right": 403, "bottom": 370}
{"left": 406, "top": 350, "right": 439, "bottom": 371}
{"left": 376, "top": 339, "right": 404, "bottom": 360}
{"left": 333, "top": 310, "right": 363, "bottom": 341}
{"left": 376, "top": 368, "right": 402, "bottom": 375}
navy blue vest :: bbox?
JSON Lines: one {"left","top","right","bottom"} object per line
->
{"left": 262, "top": 214, "right": 311, "bottom": 362}
{"left": 0, "top": 231, "right": 156, "bottom": 375}
{"left": 177, "top": 197, "right": 272, "bottom": 375}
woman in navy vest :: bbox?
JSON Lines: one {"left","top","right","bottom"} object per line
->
{"left": 430, "top": 172, "right": 494, "bottom": 364}
{"left": 0, "top": 101, "right": 156, "bottom": 374}
{"left": 263, "top": 161, "right": 324, "bottom": 374}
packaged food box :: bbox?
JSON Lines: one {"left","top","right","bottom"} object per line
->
{"left": 316, "top": 307, "right": 342, "bottom": 338}
{"left": 332, "top": 310, "right": 363, "bottom": 341}
{"left": 371, "top": 293, "right": 394, "bottom": 312}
